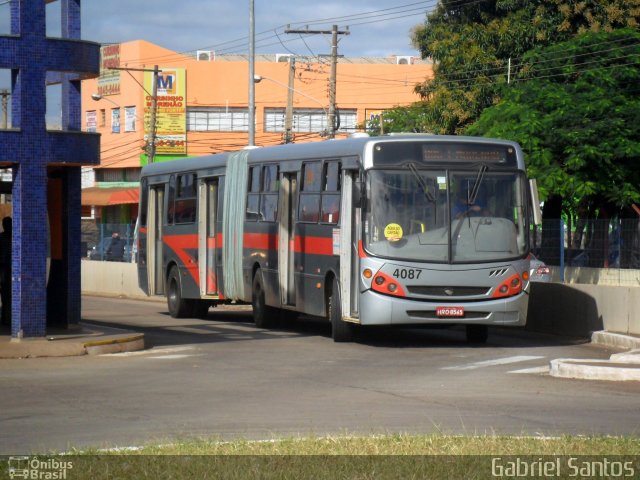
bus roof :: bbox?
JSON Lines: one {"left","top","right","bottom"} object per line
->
{"left": 140, "top": 134, "right": 522, "bottom": 177}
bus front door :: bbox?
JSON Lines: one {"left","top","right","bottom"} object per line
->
{"left": 278, "top": 173, "right": 297, "bottom": 306}
{"left": 146, "top": 185, "right": 165, "bottom": 296}
{"left": 199, "top": 179, "right": 219, "bottom": 296}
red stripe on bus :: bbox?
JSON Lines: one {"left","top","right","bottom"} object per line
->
{"left": 293, "top": 235, "right": 334, "bottom": 256}
{"left": 243, "top": 232, "right": 277, "bottom": 250}
{"left": 163, "top": 234, "right": 200, "bottom": 286}
{"left": 358, "top": 240, "right": 367, "bottom": 258}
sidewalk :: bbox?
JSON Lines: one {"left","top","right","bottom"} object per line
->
{"left": 0, "top": 322, "right": 144, "bottom": 359}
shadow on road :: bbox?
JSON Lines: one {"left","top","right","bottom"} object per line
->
{"left": 83, "top": 300, "right": 588, "bottom": 351}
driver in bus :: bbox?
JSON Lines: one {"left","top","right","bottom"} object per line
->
{"left": 453, "top": 186, "right": 489, "bottom": 219}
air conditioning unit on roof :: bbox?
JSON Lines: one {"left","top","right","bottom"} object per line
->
{"left": 197, "top": 50, "right": 215, "bottom": 61}
{"left": 396, "top": 55, "right": 413, "bottom": 65}
{"left": 276, "top": 53, "right": 293, "bottom": 63}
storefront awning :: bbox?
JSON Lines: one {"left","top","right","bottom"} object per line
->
{"left": 81, "top": 187, "right": 139, "bottom": 206}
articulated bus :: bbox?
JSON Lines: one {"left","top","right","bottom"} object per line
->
{"left": 137, "top": 134, "right": 540, "bottom": 342}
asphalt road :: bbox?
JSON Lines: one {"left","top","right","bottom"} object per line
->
{"left": 1, "top": 296, "right": 638, "bottom": 454}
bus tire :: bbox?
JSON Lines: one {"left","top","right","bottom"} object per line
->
{"left": 466, "top": 324, "right": 488, "bottom": 344}
{"left": 252, "top": 269, "right": 277, "bottom": 328}
{"left": 167, "top": 266, "right": 192, "bottom": 318}
{"left": 329, "top": 277, "right": 353, "bottom": 342}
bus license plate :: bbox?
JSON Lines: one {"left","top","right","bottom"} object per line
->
{"left": 436, "top": 306, "right": 464, "bottom": 318}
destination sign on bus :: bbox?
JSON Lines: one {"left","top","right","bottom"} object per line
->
{"left": 372, "top": 141, "right": 517, "bottom": 167}
{"left": 422, "top": 144, "right": 512, "bottom": 163}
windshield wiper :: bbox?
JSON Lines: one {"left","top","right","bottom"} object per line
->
{"left": 468, "top": 164, "right": 488, "bottom": 205}
{"left": 408, "top": 163, "right": 435, "bottom": 203}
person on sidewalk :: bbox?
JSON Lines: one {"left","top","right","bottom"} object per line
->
{"left": 105, "top": 232, "right": 125, "bottom": 262}
{"left": 0, "top": 216, "right": 12, "bottom": 325}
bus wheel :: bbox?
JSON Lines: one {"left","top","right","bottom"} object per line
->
{"left": 466, "top": 324, "right": 488, "bottom": 344}
{"left": 329, "top": 277, "right": 353, "bottom": 342}
{"left": 252, "top": 269, "right": 277, "bottom": 328}
{"left": 167, "top": 266, "right": 191, "bottom": 318}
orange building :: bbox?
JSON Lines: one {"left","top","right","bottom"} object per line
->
{"left": 81, "top": 40, "right": 433, "bottom": 224}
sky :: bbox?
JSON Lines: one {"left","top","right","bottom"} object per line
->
{"left": 78, "top": 1, "right": 431, "bottom": 59}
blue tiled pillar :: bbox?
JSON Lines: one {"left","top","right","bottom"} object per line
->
{"left": 12, "top": 163, "right": 49, "bottom": 337}
{"left": 0, "top": 1, "right": 100, "bottom": 338}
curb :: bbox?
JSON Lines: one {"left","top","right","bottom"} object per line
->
{"left": 591, "top": 331, "right": 640, "bottom": 350}
{"left": 548, "top": 331, "right": 640, "bottom": 382}
{"left": 84, "top": 334, "right": 145, "bottom": 355}
{"left": 550, "top": 358, "right": 640, "bottom": 382}
{"left": 0, "top": 332, "right": 145, "bottom": 359}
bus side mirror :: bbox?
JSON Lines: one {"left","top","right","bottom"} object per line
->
{"left": 529, "top": 179, "right": 542, "bottom": 225}
{"left": 353, "top": 180, "right": 363, "bottom": 208}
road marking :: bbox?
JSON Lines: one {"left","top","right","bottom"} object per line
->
{"left": 508, "top": 366, "right": 550, "bottom": 374}
{"left": 103, "top": 346, "right": 196, "bottom": 357}
{"left": 147, "top": 354, "right": 198, "bottom": 360}
{"left": 442, "top": 355, "right": 545, "bottom": 371}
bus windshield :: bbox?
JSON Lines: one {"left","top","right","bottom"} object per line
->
{"left": 365, "top": 167, "right": 529, "bottom": 263}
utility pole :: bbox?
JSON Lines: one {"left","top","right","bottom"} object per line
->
{"left": 110, "top": 66, "right": 160, "bottom": 163}
{"left": 284, "top": 57, "right": 296, "bottom": 144}
{"left": 284, "top": 25, "right": 349, "bottom": 138}
{"left": 148, "top": 65, "right": 159, "bottom": 163}
{"left": 0, "top": 89, "right": 9, "bottom": 129}
{"left": 248, "top": 0, "right": 256, "bottom": 146}
{"left": 328, "top": 25, "right": 338, "bottom": 139}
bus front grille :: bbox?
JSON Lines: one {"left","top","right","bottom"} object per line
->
{"left": 406, "top": 286, "right": 491, "bottom": 297}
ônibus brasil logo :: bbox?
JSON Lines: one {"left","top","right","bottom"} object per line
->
{"left": 7, "top": 456, "right": 73, "bottom": 479}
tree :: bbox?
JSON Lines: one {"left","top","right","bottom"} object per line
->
{"left": 380, "top": 0, "right": 640, "bottom": 135}
{"left": 466, "top": 29, "right": 640, "bottom": 266}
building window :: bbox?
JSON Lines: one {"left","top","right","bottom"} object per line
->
{"left": 124, "top": 106, "right": 136, "bottom": 132}
{"left": 264, "top": 108, "right": 358, "bottom": 133}
{"left": 187, "top": 107, "right": 248, "bottom": 132}
{"left": 111, "top": 108, "right": 120, "bottom": 133}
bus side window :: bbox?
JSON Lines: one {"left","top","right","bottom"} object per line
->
{"left": 299, "top": 194, "right": 320, "bottom": 222}
{"left": 321, "top": 161, "right": 341, "bottom": 224}
{"left": 260, "top": 165, "right": 279, "bottom": 222}
{"left": 139, "top": 178, "right": 148, "bottom": 227}
{"left": 175, "top": 173, "right": 197, "bottom": 224}
{"left": 217, "top": 176, "right": 225, "bottom": 224}
{"left": 167, "top": 175, "right": 176, "bottom": 225}
{"left": 246, "top": 165, "right": 261, "bottom": 221}
{"left": 321, "top": 195, "right": 340, "bottom": 224}
{"left": 299, "top": 162, "right": 322, "bottom": 223}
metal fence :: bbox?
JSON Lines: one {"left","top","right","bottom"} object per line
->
{"left": 532, "top": 217, "right": 640, "bottom": 275}
{"left": 82, "top": 222, "right": 136, "bottom": 262}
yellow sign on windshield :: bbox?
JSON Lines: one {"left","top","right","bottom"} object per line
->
{"left": 384, "top": 223, "right": 403, "bottom": 242}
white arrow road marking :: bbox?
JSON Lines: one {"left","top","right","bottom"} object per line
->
{"left": 443, "top": 355, "right": 545, "bottom": 371}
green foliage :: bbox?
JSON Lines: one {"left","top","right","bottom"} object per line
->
{"left": 388, "top": 0, "right": 640, "bottom": 135}
{"left": 467, "top": 29, "right": 640, "bottom": 208}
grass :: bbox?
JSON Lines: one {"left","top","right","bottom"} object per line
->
{"left": 37, "top": 434, "right": 638, "bottom": 479}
